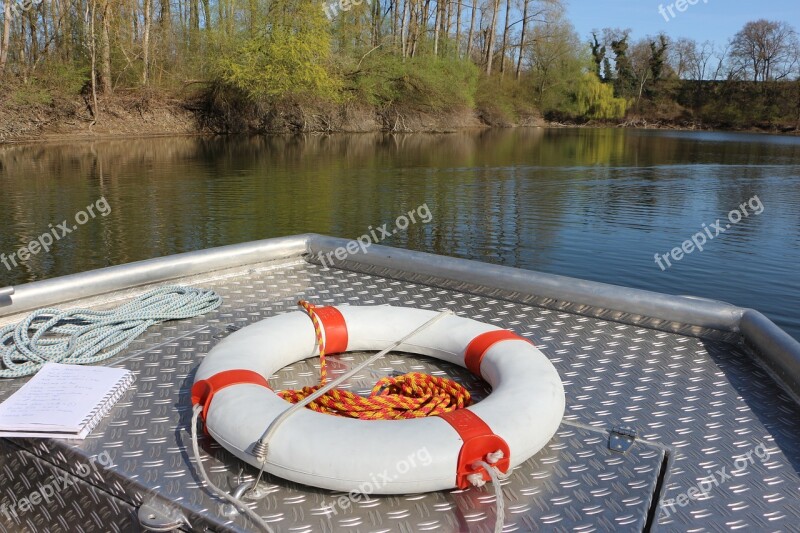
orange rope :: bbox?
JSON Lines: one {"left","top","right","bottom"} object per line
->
{"left": 278, "top": 301, "right": 472, "bottom": 420}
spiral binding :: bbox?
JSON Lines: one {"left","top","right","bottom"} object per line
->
{"left": 78, "top": 371, "right": 135, "bottom": 434}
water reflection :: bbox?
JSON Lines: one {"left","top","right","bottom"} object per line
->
{"left": 1, "top": 128, "right": 799, "bottom": 339}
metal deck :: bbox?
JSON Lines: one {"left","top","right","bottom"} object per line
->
{"left": 0, "top": 236, "right": 798, "bottom": 532}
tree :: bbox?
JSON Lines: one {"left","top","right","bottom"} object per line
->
{"left": 590, "top": 31, "right": 605, "bottom": 80}
{"left": 100, "top": 0, "right": 112, "bottom": 95}
{"left": 607, "top": 29, "right": 635, "bottom": 97}
{"left": 525, "top": 13, "right": 584, "bottom": 110}
{"left": 629, "top": 38, "right": 652, "bottom": 107}
{"left": 670, "top": 38, "right": 714, "bottom": 80}
{"left": 670, "top": 37, "right": 694, "bottom": 79}
{"left": 730, "top": 20, "right": 799, "bottom": 82}
{"left": 215, "top": 0, "right": 340, "bottom": 100}
{"left": 515, "top": 0, "right": 563, "bottom": 79}
{"left": 0, "top": 0, "right": 10, "bottom": 72}
{"left": 485, "top": 0, "right": 501, "bottom": 74}
{"left": 571, "top": 72, "right": 626, "bottom": 119}
{"left": 499, "top": 0, "right": 510, "bottom": 74}
{"left": 649, "top": 34, "right": 668, "bottom": 82}
{"left": 143, "top": 0, "right": 152, "bottom": 85}
{"left": 711, "top": 43, "right": 731, "bottom": 81}
{"left": 515, "top": 0, "right": 529, "bottom": 78}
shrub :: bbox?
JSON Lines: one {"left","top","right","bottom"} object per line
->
{"left": 349, "top": 54, "right": 478, "bottom": 111}
{"left": 214, "top": 0, "right": 341, "bottom": 101}
{"left": 565, "top": 72, "right": 627, "bottom": 119}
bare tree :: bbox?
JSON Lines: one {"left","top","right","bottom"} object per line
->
{"left": 142, "top": 0, "right": 152, "bottom": 85}
{"left": 100, "top": 0, "right": 112, "bottom": 95}
{"left": 670, "top": 37, "right": 695, "bottom": 79}
{"left": 689, "top": 40, "right": 714, "bottom": 80}
{"left": 730, "top": 20, "right": 799, "bottom": 82}
{"left": 515, "top": 0, "right": 529, "bottom": 78}
{"left": 433, "top": 0, "right": 443, "bottom": 55}
{"left": 498, "top": 0, "right": 510, "bottom": 74}
{"left": 86, "top": 0, "right": 99, "bottom": 122}
{"left": 466, "top": 0, "right": 476, "bottom": 60}
{"left": 629, "top": 38, "right": 653, "bottom": 107}
{"left": 484, "top": 0, "right": 499, "bottom": 74}
{"left": 455, "top": 0, "right": 462, "bottom": 56}
{"left": 711, "top": 42, "right": 730, "bottom": 81}
{"left": 1, "top": 0, "right": 11, "bottom": 72}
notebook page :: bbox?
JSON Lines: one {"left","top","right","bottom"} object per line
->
{"left": 0, "top": 363, "right": 132, "bottom": 433}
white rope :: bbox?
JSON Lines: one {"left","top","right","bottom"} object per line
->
{"left": 191, "top": 405, "right": 275, "bottom": 533}
{"left": 0, "top": 285, "right": 222, "bottom": 378}
{"left": 472, "top": 459, "right": 506, "bottom": 533}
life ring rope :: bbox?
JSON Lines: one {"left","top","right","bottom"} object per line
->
{"left": 279, "top": 301, "right": 473, "bottom": 420}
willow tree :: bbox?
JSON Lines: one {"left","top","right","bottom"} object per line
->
{"left": 215, "top": 0, "right": 340, "bottom": 100}
{"left": 573, "top": 72, "right": 627, "bottom": 119}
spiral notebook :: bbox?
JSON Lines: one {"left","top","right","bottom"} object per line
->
{"left": 0, "top": 362, "right": 135, "bottom": 439}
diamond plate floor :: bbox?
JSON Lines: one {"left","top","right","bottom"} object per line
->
{"left": 0, "top": 259, "right": 799, "bottom": 532}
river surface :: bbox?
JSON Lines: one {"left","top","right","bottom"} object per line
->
{"left": 1, "top": 128, "right": 798, "bottom": 340}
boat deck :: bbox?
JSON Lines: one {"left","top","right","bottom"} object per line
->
{"left": 0, "top": 237, "right": 798, "bottom": 532}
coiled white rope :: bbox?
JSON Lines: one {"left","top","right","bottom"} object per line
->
{"left": 0, "top": 285, "right": 222, "bottom": 378}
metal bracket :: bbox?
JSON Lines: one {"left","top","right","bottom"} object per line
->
{"left": 137, "top": 497, "right": 189, "bottom": 532}
{"left": 0, "top": 287, "right": 14, "bottom": 308}
{"left": 609, "top": 426, "right": 637, "bottom": 453}
{"left": 220, "top": 480, "right": 255, "bottom": 517}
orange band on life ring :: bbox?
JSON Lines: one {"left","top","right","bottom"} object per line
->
{"left": 191, "top": 369, "right": 271, "bottom": 422}
{"left": 314, "top": 306, "right": 349, "bottom": 354}
{"left": 464, "top": 330, "right": 530, "bottom": 377}
{"left": 439, "top": 409, "right": 510, "bottom": 488}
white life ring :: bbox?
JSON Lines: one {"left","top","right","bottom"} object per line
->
{"left": 192, "top": 305, "right": 565, "bottom": 494}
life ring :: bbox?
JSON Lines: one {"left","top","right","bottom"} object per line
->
{"left": 191, "top": 305, "right": 565, "bottom": 494}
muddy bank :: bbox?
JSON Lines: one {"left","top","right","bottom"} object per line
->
{"left": 4, "top": 88, "right": 796, "bottom": 144}
{"left": 0, "top": 88, "right": 545, "bottom": 144}
{"left": 547, "top": 116, "right": 800, "bottom": 135}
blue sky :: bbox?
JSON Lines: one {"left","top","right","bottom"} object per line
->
{"left": 566, "top": 0, "right": 800, "bottom": 45}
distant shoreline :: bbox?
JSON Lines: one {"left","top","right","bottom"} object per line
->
{"left": 1, "top": 97, "right": 797, "bottom": 146}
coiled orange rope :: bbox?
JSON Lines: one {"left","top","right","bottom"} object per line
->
{"left": 278, "top": 301, "right": 472, "bottom": 420}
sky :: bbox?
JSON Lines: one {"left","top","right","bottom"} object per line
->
{"left": 566, "top": 0, "right": 800, "bottom": 46}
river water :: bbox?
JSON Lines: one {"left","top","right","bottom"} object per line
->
{"left": 1, "top": 128, "right": 798, "bottom": 339}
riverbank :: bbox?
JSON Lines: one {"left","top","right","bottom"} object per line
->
{"left": 549, "top": 115, "right": 800, "bottom": 135}
{"left": 0, "top": 88, "right": 545, "bottom": 145}
{"left": 1, "top": 88, "right": 796, "bottom": 145}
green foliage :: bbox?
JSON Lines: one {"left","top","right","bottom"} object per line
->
{"left": 214, "top": 0, "right": 341, "bottom": 101}
{"left": 649, "top": 35, "right": 669, "bottom": 82}
{"left": 611, "top": 34, "right": 636, "bottom": 98}
{"left": 350, "top": 54, "right": 478, "bottom": 110}
{"left": 38, "top": 62, "right": 90, "bottom": 96}
{"left": 526, "top": 18, "right": 590, "bottom": 114}
{"left": 475, "top": 75, "right": 537, "bottom": 124}
{"left": 590, "top": 33, "right": 606, "bottom": 80}
{"left": 688, "top": 81, "right": 800, "bottom": 128}
{"left": 5, "top": 0, "right": 797, "bottom": 132}
{"left": 569, "top": 72, "right": 628, "bottom": 119}
{"left": 10, "top": 84, "right": 53, "bottom": 106}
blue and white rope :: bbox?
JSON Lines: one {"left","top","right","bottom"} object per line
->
{"left": 0, "top": 286, "right": 222, "bottom": 378}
